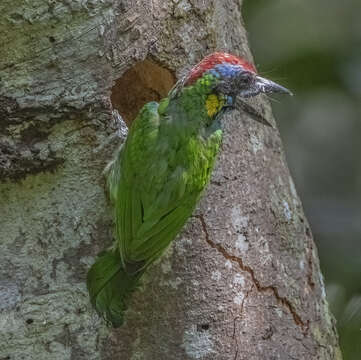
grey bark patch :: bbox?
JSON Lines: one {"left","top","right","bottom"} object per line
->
{"left": 0, "top": 281, "right": 21, "bottom": 311}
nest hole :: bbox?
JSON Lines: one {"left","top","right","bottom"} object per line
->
{"left": 111, "top": 59, "right": 176, "bottom": 127}
{"left": 197, "top": 323, "right": 210, "bottom": 331}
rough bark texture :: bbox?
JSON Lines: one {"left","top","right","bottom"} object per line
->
{"left": 0, "top": 0, "right": 342, "bottom": 359}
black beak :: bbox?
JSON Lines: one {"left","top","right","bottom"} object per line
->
{"left": 236, "top": 75, "right": 292, "bottom": 127}
{"left": 254, "top": 75, "right": 293, "bottom": 96}
{"left": 240, "top": 75, "right": 293, "bottom": 98}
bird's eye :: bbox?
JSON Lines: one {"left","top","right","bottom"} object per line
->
{"left": 234, "top": 71, "right": 256, "bottom": 91}
{"left": 238, "top": 71, "right": 253, "bottom": 84}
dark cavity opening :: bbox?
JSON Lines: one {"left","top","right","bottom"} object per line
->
{"left": 197, "top": 323, "right": 210, "bottom": 331}
{"left": 110, "top": 59, "right": 176, "bottom": 127}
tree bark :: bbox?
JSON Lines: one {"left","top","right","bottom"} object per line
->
{"left": 0, "top": 0, "right": 342, "bottom": 359}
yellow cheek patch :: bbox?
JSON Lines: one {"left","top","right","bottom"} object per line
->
{"left": 205, "top": 94, "right": 224, "bottom": 117}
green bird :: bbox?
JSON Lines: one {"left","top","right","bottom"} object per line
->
{"left": 87, "top": 52, "right": 292, "bottom": 327}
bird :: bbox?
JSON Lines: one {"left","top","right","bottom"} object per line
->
{"left": 87, "top": 52, "right": 292, "bottom": 327}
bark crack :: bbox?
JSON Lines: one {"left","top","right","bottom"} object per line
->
{"left": 195, "top": 214, "right": 308, "bottom": 333}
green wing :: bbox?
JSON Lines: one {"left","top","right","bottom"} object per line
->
{"left": 107, "top": 101, "right": 222, "bottom": 272}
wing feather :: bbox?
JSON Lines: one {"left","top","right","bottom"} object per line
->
{"left": 107, "top": 100, "right": 222, "bottom": 271}
{"left": 131, "top": 205, "right": 193, "bottom": 263}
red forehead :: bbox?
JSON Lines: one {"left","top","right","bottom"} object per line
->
{"left": 185, "top": 52, "right": 256, "bottom": 85}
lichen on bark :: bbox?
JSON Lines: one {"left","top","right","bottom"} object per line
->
{"left": 0, "top": 0, "right": 341, "bottom": 359}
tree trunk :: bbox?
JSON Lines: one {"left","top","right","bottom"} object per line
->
{"left": 0, "top": 0, "right": 342, "bottom": 359}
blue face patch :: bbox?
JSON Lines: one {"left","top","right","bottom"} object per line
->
{"left": 211, "top": 63, "right": 243, "bottom": 79}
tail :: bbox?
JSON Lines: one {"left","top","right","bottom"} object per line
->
{"left": 86, "top": 250, "right": 144, "bottom": 327}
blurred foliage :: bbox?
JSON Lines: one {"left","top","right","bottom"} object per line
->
{"left": 243, "top": 0, "right": 361, "bottom": 358}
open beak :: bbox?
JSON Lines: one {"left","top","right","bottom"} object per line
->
{"left": 254, "top": 75, "right": 293, "bottom": 96}
{"left": 236, "top": 76, "right": 292, "bottom": 127}
{"left": 236, "top": 73, "right": 292, "bottom": 126}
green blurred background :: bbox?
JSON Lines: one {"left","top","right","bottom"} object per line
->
{"left": 243, "top": 0, "right": 361, "bottom": 358}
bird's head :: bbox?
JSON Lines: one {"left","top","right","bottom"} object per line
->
{"left": 184, "top": 52, "right": 292, "bottom": 100}
{"left": 169, "top": 52, "right": 292, "bottom": 126}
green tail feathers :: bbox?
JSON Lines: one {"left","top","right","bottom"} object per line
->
{"left": 86, "top": 250, "right": 144, "bottom": 327}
